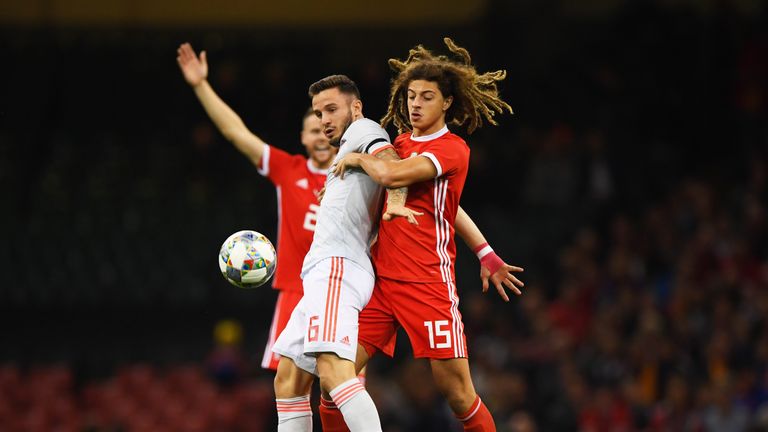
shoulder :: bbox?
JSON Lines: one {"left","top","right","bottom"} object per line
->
{"left": 345, "top": 118, "right": 388, "bottom": 140}
{"left": 443, "top": 132, "right": 468, "bottom": 149}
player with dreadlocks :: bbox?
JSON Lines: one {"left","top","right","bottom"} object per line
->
{"left": 329, "top": 38, "right": 522, "bottom": 431}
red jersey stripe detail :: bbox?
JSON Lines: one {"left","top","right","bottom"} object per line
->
{"left": 261, "top": 293, "right": 283, "bottom": 368}
{"left": 456, "top": 397, "right": 482, "bottom": 422}
{"left": 433, "top": 177, "right": 465, "bottom": 358}
{"left": 276, "top": 403, "right": 312, "bottom": 409}
{"left": 322, "top": 258, "right": 338, "bottom": 341}
{"left": 330, "top": 258, "right": 344, "bottom": 341}
{"left": 370, "top": 144, "right": 395, "bottom": 156}
{"left": 332, "top": 382, "right": 365, "bottom": 406}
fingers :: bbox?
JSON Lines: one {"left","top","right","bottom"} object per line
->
{"left": 508, "top": 274, "right": 524, "bottom": 288}
{"left": 494, "top": 280, "right": 510, "bottom": 302}
{"left": 502, "top": 277, "right": 522, "bottom": 296}
{"left": 177, "top": 43, "right": 202, "bottom": 67}
{"left": 507, "top": 265, "right": 524, "bottom": 272}
{"left": 481, "top": 276, "right": 489, "bottom": 293}
{"left": 332, "top": 163, "right": 343, "bottom": 178}
{"left": 178, "top": 43, "right": 192, "bottom": 61}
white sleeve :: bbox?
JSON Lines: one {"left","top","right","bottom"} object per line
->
{"left": 347, "top": 119, "right": 391, "bottom": 154}
{"left": 420, "top": 152, "right": 443, "bottom": 177}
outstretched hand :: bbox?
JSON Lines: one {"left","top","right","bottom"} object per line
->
{"left": 383, "top": 205, "right": 423, "bottom": 225}
{"left": 176, "top": 43, "right": 208, "bottom": 87}
{"left": 481, "top": 262, "right": 524, "bottom": 302}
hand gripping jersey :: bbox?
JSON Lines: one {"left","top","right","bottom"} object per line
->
{"left": 371, "top": 126, "right": 470, "bottom": 283}
{"left": 257, "top": 145, "right": 328, "bottom": 292}
{"left": 301, "top": 118, "right": 393, "bottom": 278}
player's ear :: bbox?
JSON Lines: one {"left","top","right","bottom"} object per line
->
{"left": 443, "top": 96, "right": 453, "bottom": 112}
{"left": 352, "top": 98, "right": 363, "bottom": 116}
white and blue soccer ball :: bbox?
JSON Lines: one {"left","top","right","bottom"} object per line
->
{"left": 218, "top": 230, "right": 276, "bottom": 289}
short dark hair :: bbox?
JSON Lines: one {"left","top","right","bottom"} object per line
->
{"left": 308, "top": 74, "right": 361, "bottom": 99}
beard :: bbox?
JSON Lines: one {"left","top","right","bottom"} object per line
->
{"left": 329, "top": 111, "right": 354, "bottom": 147}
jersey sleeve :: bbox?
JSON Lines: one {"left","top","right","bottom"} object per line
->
{"left": 257, "top": 144, "right": 301, "bottom": 185}
{"left": 347, "top": 119, "right": 393, "bottom": 155}
{"left": 419, "top": 136, "right": 468, "bottom": 178}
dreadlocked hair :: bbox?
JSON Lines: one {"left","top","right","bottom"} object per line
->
{"left": 381, "top": 37, "right": 512, "bottom": 135}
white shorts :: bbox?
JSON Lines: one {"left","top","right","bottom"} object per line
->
{"left": 272, "top": 256, "right": 374, "bottom": 376}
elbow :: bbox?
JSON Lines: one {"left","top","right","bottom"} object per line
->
{"left": 221, "top": 128, "right": 238, "bottom": 142}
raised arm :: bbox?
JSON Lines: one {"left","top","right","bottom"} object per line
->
{"left": 455, "top": 206, "right": 524, "bottom": 301}
{"left": 177, "top": 43, "right": 266, "bottom": 166}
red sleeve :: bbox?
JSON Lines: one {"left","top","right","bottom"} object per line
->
{"left": 257, "top": 144, "right": 304, "bottom": 186}
{"left": 418, "top": 135, "right": 469, "bottom": 178}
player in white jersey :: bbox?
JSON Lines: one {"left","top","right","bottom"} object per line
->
{"left": 300, "top": 117, "right": 392, "bottom": 278}
{"left": 271, "top": 75, "right": 420, "bottom": 432}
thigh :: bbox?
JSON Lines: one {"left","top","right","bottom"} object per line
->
{"left": 388, "top": 279, "right": 468, "bottom": 359}
{"left": 358, "top": 278, "right": 399, "bottom": 357}
{"left": 303, "top": 257, "right": 374, "bottom": 362}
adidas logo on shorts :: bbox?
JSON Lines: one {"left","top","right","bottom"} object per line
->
{"left": 340, "top": 336, "right": 350, "bottom": 345}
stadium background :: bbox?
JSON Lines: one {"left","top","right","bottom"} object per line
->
{"left": 1, "top": 0, "right": 767, "bottom": 430}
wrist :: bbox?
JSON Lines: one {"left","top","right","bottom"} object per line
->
{"left": 474, "top": 242, "right": 504, "bottom": 274}
{"left": 191, "top": 78, "right": 209, "bottom": 90}
{"left": 473, "top": 242, "right": 493, "bottom": 259}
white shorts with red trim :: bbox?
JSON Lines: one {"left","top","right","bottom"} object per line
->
{"left": 272, "top": 256, "right": 373, "bottom": 376}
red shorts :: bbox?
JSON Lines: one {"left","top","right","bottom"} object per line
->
{"left": 359, "top": 276, "right": 468, "bottom": 360}
{"left": 261, "top": 290, "right": 303, "bottom": 370}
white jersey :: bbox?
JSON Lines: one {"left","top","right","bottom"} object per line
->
{"left": 301, "top": 118, "right": 392, "bottom": 278}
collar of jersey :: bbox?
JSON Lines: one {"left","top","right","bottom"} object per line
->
{"left": 307, "top": 159, "right": 329, "bottom": 175}
{"left": 410, "top": 125, "right": 449, "bottom": 142}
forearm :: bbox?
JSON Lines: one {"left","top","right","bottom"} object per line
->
{"left": 192, "top": 81, "right": 264, "bottom": 161}
{"left": 373, "top": 148, "right": 408, "bottom": 206}
{"left": 358, "top": 154, "right": 396, "bottom": 185}
{"left": 455, "top": 206, "right": 487, "bottom": 250}
{"left": 456, "top": 206, "right": 506, "bottom": 273}
{"left": 358, "top": 154, "right": 435, "bottom": 189}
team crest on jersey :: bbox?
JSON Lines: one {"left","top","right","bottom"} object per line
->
{"left": 295, "top": 178, "right": 309, "bottom": 189}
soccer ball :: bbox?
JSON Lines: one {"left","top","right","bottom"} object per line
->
{"left": 218, "top": 230, "right": 276, "bottom": 289}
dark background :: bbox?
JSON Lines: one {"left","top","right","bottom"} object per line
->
{"left": 1, "top": 0, "right": 767, "bottom": 431}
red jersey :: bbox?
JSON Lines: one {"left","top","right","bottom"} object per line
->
{"left": 371, "top": 126, "right": 469, "bottom": 283}
{"left": 257, "top": 144, "right": 327, "bottom": 292}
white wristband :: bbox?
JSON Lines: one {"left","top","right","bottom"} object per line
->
{"left": 475, "top": 244, "right": 493, "bottom": 260}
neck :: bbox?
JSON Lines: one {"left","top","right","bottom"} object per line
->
{"left": 412, "top": 119, "right": 446, "bottom": 137}
{"left": 311, "top": 159, "right": 333, "bottom": 170}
